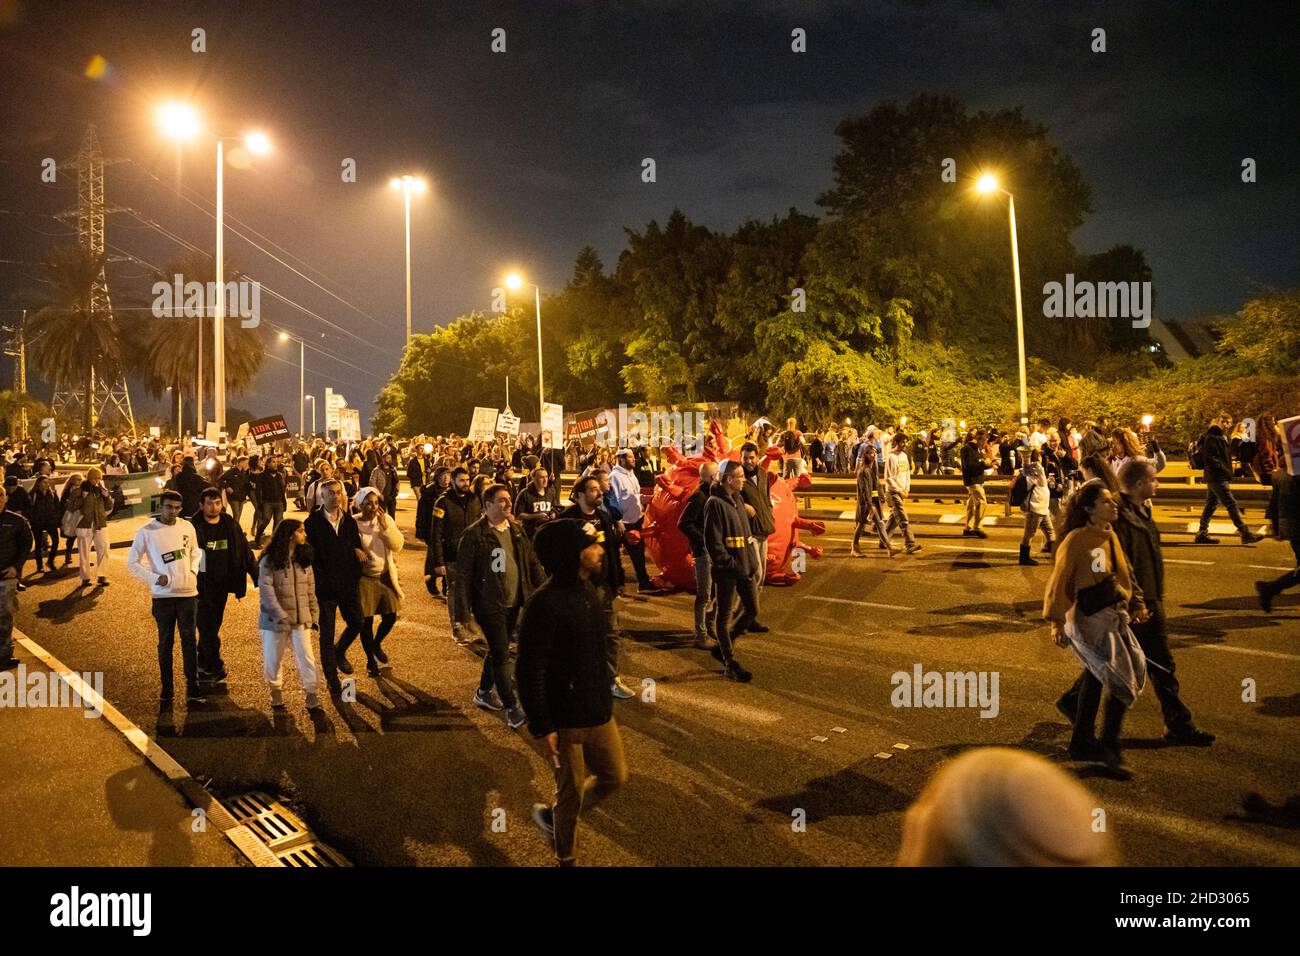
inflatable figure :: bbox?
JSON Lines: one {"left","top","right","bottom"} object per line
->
{"left": 642, "top": 420, "right": 825, "bottom": 592}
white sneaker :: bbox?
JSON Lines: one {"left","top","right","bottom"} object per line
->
{"left": 611, "top": 677, "right": 635, "bottom": 700}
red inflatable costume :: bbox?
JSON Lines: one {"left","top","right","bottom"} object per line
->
{"left": 642, "top": 420, "right": 826, "bottom": 591}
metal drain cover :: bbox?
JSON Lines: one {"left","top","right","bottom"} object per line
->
{"left": 224, "top": 791, "right": 351, "bottom": 867}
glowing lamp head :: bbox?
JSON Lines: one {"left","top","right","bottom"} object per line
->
{"left": 278, "top": 332, "right": 289, "bottom": 342}
{"left": 423, "top": 443, "right": 433, "bottom": 454}
{"left": 389, "top": 177, "right": 402, "bottom": 190}
{"left": 158, "top": 102, "right": 200, "bottom": 141}
{"left": 505, "top": 273, "right": 524, "bottom": 291}
{"left": 975, "top": 173, "right": 999, "bottom": 195}
{"left": 1141, "top": 414, "right": 1154, "bottom": 427}
{"left": 244, "top": 131, "right": 271, "bottom": 155}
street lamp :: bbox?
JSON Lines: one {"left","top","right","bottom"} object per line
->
{"left": 390, "top": 175, "right": 427, "bottom": 347}
{"left": 158, "top": 101, "right": 271, "bottom": 434}
{"left": 504, "top": 271, "right": 545, "bottom": 427}
{"left": 974, "top": 171, "right": 1028, "bottom": 425}
{"left": 305, "top": 394, "right": 317, "bottom": 436}
{"left": 278, "top": 331, "right": 305, "bottom": 435}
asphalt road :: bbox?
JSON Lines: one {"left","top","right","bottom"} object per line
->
{"left": 12, "top": 498, "right": 1300, "bottom": 866}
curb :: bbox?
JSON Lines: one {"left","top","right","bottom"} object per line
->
{"left": 13, "top": 629, "right": 278, "bottom": 868}
{"left": 800, "top": 508, "right": 1271, "bottom": 538}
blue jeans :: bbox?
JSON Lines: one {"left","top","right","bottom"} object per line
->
{"left": 692, "top": 551, "right": 716, "bottom": 639}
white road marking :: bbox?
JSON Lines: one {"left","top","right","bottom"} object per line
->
{"left": 1249, "top": 565, "right": 1294, "bottom": 572}
{"left": 658, "top": 688, "right": 784, "bottom": 725}
{"left": 1163, "top": 558, "right": 1214, "bottom": 566}
{"left": 805, "top": 595, "right": 915, "bottom": 611}
{"left": 1191, "top": 644, "right": 1300, "bottom": 662}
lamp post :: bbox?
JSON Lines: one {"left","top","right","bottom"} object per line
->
{"left": 158, "top": 103, "right": 271, "bottom": 434}
{"left": 505, "top": 272, "right": 545, "bottom": 426}
{"left": 305, "top": 394, "right": 316, "bottom": 437}
{"left": 389, "top": 175, "right": 427, "bottom": 348}
{"left": 279, "top": 332, "right": 305, "bottom": 435}
{"left": 975, "top": 172, "right": 1028, "bottom": 425}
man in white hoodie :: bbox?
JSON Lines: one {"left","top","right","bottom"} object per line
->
{"left": 128, "top": 490, "right": 204, "bottom": 703}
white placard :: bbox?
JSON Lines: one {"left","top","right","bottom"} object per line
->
{"left": 469, "top": 406, "right": 499, "bottom": 442}
{"left": 541, "top": 402, "right": 563, "bottom": 450}
{"left": 496, "top": 411, "right": 520, "bottom": 436}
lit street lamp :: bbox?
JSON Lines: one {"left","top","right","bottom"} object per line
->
{"left": 974, "top": 172, "right": 1028, "bottom": 425}
{"left": 305, "top": 394, "right": 317, "bottom": 436}
{"left": 390, "top": 175, "right": 427, "bottom": 347}
{"left": 278, "top": 331, "right": 305, "bottom": 435}
{"left": 158, "top": 101, "right": 271, "bottom": 434}
{"left": 505, "top": 271, "right": 545, "bottom": 426}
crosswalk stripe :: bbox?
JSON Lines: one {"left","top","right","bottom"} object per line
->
{"left": 935, "top": 544, "right": 1021, "bottom": 555}
{"left": 1191, "top": 644, "right": 1300, "bottom": 662}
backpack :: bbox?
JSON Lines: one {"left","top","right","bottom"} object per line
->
{"left": 1188, "top": 436, "right": 1206, "bottom": 470}
{"left": 782, "top": 430, "right": 800, "bottom": 453}
{"left": 1009, "top": 472, "right": 1029, "bottom": 508}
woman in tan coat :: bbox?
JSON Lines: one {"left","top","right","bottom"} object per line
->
{"left": 1044, "top": 480, "right": 1148, "bottom": 771}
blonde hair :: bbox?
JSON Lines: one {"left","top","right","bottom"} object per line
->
{"left": 898, "top": 748, "right": 1116, "bottom": 867}
{"left": 86, "top": 466, "right": 103, "bottom": 481}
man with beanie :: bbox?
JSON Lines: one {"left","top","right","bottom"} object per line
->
{"left": 128, "top": 490, "right": 205, "bottom": 702}
{"left": 519, "top": 519, "right": 628, "bottom": 866}
{"left": 704, "top": 459, "right": 765, "bottom": 683}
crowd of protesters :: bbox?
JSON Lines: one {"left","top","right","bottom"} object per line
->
{"left": 0, "top": 402, "right": 1294, "bottom": 867}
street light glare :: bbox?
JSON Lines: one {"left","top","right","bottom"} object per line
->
{"left": 975, "top": 172, "right": 999, "bottom": 194}
{"left": 278, "top": 332, "right": 289, "bottom": 342}
{"left": 505, "top": 272, "right": 524, "bottom": 291}
{"left": 244, "top": 130, "right": 271, "bottom": 154}
{"left": 158, "top": 102, "right": 200, "bottom": 140}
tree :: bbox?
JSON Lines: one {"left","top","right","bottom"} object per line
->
{"left": 25, "top": 245, "right": 125, "bottom": 432}
{"left": 138, "top": 251, "right": 265, "bottom": 406}
{"left": 1216, "top": 289, "right": 1300, "bottom": 376}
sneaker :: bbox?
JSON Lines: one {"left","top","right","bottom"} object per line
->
{"left": 473, "top": 688, "right": 504, "bottom": 712}
{"left": 15, "top": 581, "right": 26, "bottom": 592}
{"left": 506, "top": 706, "right": 527, "bottom": 729}
{"left": 611, "top": 677, "right": 635, "bottom": 699}
{"left": 724, "top": 660, "right": 753, "bottom": 683}
{"left": 1255, "top": 581, "right": 1274, "bottom": 613}
{"left": 270, "top": 687, "right": 284, "bottom": 708}
{"left": 186, "top": 685, "right": 208, "bottom": 703}
{"left": 1240, "top": 530, "right": 1263, "bottom": 544}
{"left": 452, "top": 626, "right": 470, "bottom": 646}
{"left": 744, "top": 621, "right": 771, "bottom": 634}
{"left": 336, "top": 652, "right": 354, "bottom": 675}
{"left": 0, "top": 656, "right": 17, "bottom": 670}
{"left": 97, "top": 577, "right": 109, "bottom": 587}
{"left": 905, "top": 544, "right": 923, "bottom": 555}
{"left": 373, "top": 645, "right": 389, "bottom": 664}
{"left": 1164, "top": 726, "right": 1215, "bottom": 747}
{"left": 961, "top": 528, "right": 975, "bottom": 537}
{"left": 972, "top": 529, "right": 988, "bottom": 539}
{"left": 366, "top": 660, "right": 382, "bottom": 677}
{"left": 1193, "top": 532, "right": 1218, "bottom": 544}
{"left": 848, "top": 548, "right": 864, "bottom": 558}
{"left": 531, "top": 803, "right": 556, "bottom": 846}
{"left": 693, "top": 634, "right": 718, "bottom": 650}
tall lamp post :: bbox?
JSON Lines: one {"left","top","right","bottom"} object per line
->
{"left": 504, "top": 271, "right": 545, "bottom": 427}
{"left": 304, "top": 394, "right": 316, "bottom": 437}
{"left": 975, "top": 172, "right": 1028, "bottom": 425}
{"left": 279, "top": 332, "right": 305, "bottom": 436}
{"left": 158, "top": 103, "right": 271, "bottom": 434}
{"left": 389, "top": 175, "right": 427, "bottom": 348}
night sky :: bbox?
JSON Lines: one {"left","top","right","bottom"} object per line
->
{"left": 1, "top": 0, "right": 1295, "bottom": 425}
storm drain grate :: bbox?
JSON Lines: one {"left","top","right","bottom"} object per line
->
{"left": 224, "top": 791, "right": 351, "bottom": 867}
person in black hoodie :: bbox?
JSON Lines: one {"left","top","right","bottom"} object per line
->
{"left": 1195, "top": 415, "right": 1263, "bottom": 545}
{"left": 26, "top": 474, "right": 62, "bottom": 573}
{"left": 253, "top": 453, "right": 288, "bottom": 545}
{"left": 519, "top": 518, "right": 628, "bottom": 867}
{"left": 514, "top": 466, "right": 561, "bottom": 538}
{"left": 676, "top": 460, "right": 719, "bottom": 649}
{"left": 165, "top": 456, "right": 211, "bottom": 519}
{"left": 193, "top": 488, "right": 257, "bottom": 685}
{"left": 960, "top": 429, "right": 991, "bottom": 538}
{"left": 704, "top": 459, "right": 767, "bottom": 683}
{"left": 220, "top": 456, "right": 254, "bottom": 530}
{"left": 304, "top": 478, "right": 366, "bottom": 695}
{"left": 426, "top": 467, "right": 482, "bottom": 643}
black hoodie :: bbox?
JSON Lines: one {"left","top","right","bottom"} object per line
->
{"left": 516, "top": 562, "right": 613, "bottom": 737}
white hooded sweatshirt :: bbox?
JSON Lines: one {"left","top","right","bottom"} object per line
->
{"left": 127, "top": 517, "right": 203, "bottom": 598}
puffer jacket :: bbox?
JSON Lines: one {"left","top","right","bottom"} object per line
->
{"left": 74, "top": 483, "right": 113, "bottom": 530}
{"left": 257, "top": 555, "right": 320, "bottom": 634}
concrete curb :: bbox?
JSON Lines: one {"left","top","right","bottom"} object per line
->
{"left": 800, "top": 508, "right": 1272, "bottom": 538}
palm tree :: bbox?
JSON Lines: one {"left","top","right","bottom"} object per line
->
{"left": 25, "top": 245, "right": 125, "bottom": 432}
{"left": 138, "top": 251, "right": 265, "bottom": 410}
